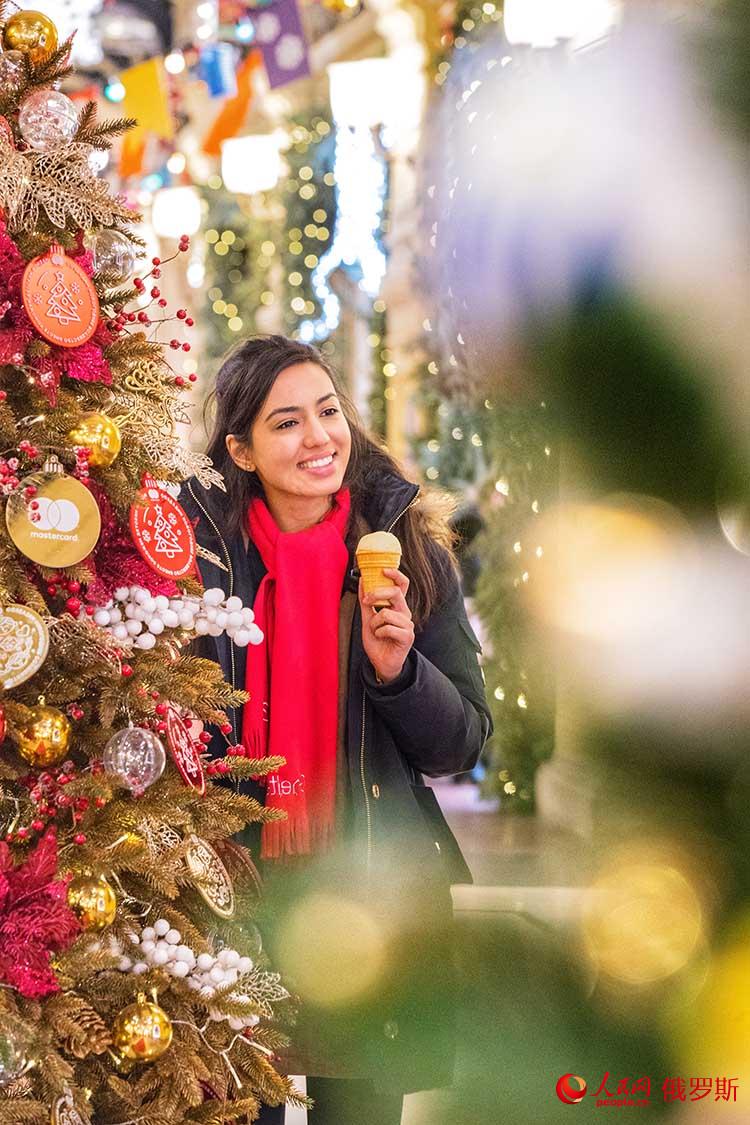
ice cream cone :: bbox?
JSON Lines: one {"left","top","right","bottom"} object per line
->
{"left": 356, "top": 531, "right": 402, "bottom": 608}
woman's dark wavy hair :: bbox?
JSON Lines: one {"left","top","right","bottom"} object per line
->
{"left": 204, "top": 335, "right": 457, "bottom": 627}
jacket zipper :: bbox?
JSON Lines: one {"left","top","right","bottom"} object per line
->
{"left": 360, "top": 487, "right": 420, "bottom": 868}
{"left": 187, "top": 482, "right": 239, "bottom": 744}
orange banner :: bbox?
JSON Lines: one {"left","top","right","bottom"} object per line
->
{"left": 201, "top": 50, "right": 261, "bottom": 157}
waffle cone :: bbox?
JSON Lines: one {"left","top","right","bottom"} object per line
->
{"left": 357, "top": 550, "right": 402, "bottom": 605}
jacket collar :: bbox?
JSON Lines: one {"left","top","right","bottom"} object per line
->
{"left": 184, "top": 465, "right": 419, "bottom": 547}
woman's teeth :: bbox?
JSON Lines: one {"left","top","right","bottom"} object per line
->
{"left": 300, "top": 454, "right": 334, "bottom": 469}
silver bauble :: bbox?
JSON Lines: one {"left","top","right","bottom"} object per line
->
{"left": 18, "top": 89, "right": 77, "bottom": 152}
{"left": 103, "top": 726, "right": 166, "bottom": 796}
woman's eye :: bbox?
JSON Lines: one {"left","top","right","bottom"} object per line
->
{"left": 276, "top": 407, "right": 339, "bottom": 430}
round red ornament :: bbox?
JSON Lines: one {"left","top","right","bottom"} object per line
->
{"left": 129, "top": 474, "right": 196, "bottom": 580}
{"left": 165, "top": 707, "right": 205, "bottom": 795}
{"left": 22, "top": 243, "right": 100, "bottom": 348}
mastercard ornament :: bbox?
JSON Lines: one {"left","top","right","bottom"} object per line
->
{"left": 6, "top": 454, "right": 101, "bottom": 567}
{"left": 130, "top": 474, "right": 196, "bottom": 580}
{"left": 22, "top": 243, "right": 100, "bottom": 348}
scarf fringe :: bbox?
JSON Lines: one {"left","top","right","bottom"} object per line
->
{"left": 261, "top": 813, "right": 335, "bottom": 860}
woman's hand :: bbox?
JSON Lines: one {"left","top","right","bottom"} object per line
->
{"left": 359, "top": 567, "right": 415, "bottom": 685}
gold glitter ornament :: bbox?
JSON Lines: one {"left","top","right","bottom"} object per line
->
{"left": 1, "top": 10, "right": 58, "bottom": 65}
{"left": 66, "top": 874, "right": 117, "bottom": 931}
{"left": 11, "top": 698, "right": 71, "bottom": 766}
{"left": 112, "top": 993, "right": 172, "bottom": 1062}
{"left": 67, "top": 412, "right": 122, "bottom": 469}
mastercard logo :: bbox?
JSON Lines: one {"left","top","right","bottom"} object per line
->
{"left": 556, "top": 1074, "right": 587, "bottom": 1104}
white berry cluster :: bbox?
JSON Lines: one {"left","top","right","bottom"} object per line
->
{"left": 116, "top": 918, "right": 260, "bottom": 1031}
{"left": 90, "top": 585, "right": 264, "bottom": 651}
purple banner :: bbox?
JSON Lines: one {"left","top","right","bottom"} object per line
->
{"left": 251, "top": 0, "right": 310, "bottom": 89}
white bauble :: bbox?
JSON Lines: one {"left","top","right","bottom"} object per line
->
{"left": 135, "top": 632, "right": 156, "bottom": 650}
{"left": 197, "top": 952, "right": 213, "bottom": 971}
{"left": 203, "top": 587, "right": 226, "bottom": 606}
{"left": 154, "top": 918, "right": 170, "bottom": 937}
{"left": 232, "top": 629, "right": 251, "bottom": 647}
{"left": 225, "top": 596, "right": 243, "bottom": 613}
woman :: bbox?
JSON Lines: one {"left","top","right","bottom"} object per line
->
{"left": 181, "top": 335, "right": 492, "bottom": 1124}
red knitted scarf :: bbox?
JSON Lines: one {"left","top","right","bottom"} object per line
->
{"left": 242, "top": 489, "right": 351, "bottom": 858}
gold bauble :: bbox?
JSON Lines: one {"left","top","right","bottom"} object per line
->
{"left": 66, "top": 874, "right": 117, "bottom": 931}
{"left": 112, "top": 993, "right": 172, "bottom": 1062}
{"left": 11, "top": 700, "right": 71, "bottom": 766}
{"left": 2, "top": 10, "right": 58, "bottom": 65}
{"left": 67, "top": 413, "right": 122, "bottom": 470}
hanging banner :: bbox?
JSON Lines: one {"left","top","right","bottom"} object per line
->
{"left": 121, "top": 57, "right": 174, "bottom": 139}
{"left": 201, "top": 50, "right": 260, "bottom": 156}
{"left": 199, "top": 42, "right": 238, "bottom": 98}
{"left": 251, "top": 0, "right": 310, "bottom": 89}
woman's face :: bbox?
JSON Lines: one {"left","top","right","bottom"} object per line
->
{"left": 235, "top": 362, "right": 352, "bottom": 506}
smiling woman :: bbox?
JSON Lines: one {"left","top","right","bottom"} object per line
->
{"left": 224, "top": 362, "right": 353, "bottom": 532}
{"left": 185, "top": 334, "right": 492, "bottom": 1124}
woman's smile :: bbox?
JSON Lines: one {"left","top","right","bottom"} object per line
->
{"left": 297, "top": 450, "right": 338, "bottom": 475}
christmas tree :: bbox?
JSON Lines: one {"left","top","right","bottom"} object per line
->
{"left": 0, "top": 8, "right": 302, "bottom": 1123}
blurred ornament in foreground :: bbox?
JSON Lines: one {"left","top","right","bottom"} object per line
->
{"left": 1, "top": 10, "right": 58, "bottom": 65}
{"left": 716, "top": 469, "right": 750, "bottom": 555}
{"left": 18, "top": 89, "right": 77, "bottom": 152}
{"left": 277, "top": 891, "right": 386, "bottom": 1007}
{"left": 103, "top": 726, "right": 166, "bottom": 796}
{"left": 112, "top": 993, "right": 172, "bottom": 1061}
{"left": 11, "top": 699, "right": 72, "bottom": 766}
{"left": 582, "top": 856, "right": 703, "bottom": 986}
{"left": 0, "top": 603, "right": 49, "bottom": 689}
{"left": 87, "top": 228, "right": 136, "bottom": 282}
{"left": 531, "top": 495, "right": 692, "bottom": 639}
{"left": 68, "top": 412, "right": 122, "bottom": 470}
{"left": 67, "top": 873, "right": 117, "bottom": 931}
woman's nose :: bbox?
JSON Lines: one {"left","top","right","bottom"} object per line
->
{"left": 303, "top": 416, "right": 329, "bottom": 446}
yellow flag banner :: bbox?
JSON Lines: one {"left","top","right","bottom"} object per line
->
{"left": 121, "top": 57, "right": 174, "bottom": 140}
